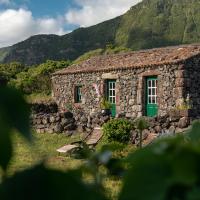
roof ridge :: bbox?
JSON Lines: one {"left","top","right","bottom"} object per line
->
{"left": 53, "top": 43, "right": 200, "bottom": 76}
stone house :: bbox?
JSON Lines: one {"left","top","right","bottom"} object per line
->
{"left": 51, "top": 44, "right": 200, "bottom": 119}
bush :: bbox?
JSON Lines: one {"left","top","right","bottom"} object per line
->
{"left": 103, "top": 119, "right": 133, "bottom": 143}
{"left": 9, "top": 60, "right": 71, "bottom": 95}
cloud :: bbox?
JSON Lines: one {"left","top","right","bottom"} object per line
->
{"left": 65, "top": 0, "right": 142, "bottom": 27}
{"left": 0, "top": 8, "right": 65, "bottom": 47}
{"left": 0, "top": 0, "right": 142, "bottom": 47}
{"left": 0, "top": 0, "right": 10, "bottom": 5}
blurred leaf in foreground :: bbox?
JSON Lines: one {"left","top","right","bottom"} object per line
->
{"left": 0, "top": 86, "right": 31, "bottom": 170}
{"left": 0, "top": 164, "right": 107, "bottom": 200}
{"left": 120, "top": 130, "right": 200, "bottom": 200}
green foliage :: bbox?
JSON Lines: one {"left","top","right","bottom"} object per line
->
{"left": 100, "top": 98, "right": 112, "bottom": 109}
{"left": 186, "top": 120, "right": 200, "bottom": 143}
{"left": 119, "top": 130, "right": 200, "bottom": 200}
{"left": 116, "top": 0, "right": 200, "bottom": 49}
{"left": 103, "top": 119, "right": 133, "bottom": 143}
{"left": 0, "top": 164, "right": 106, "bottom": 200}
{"left": 0, "top": 86, "right": 107, "bottom": 200}
{"left": 73, "top": 49, "right": 104, "bottom": 64}
{"left": 3, "top": 87, "right": 200, "bottom": 200}
{"left": 9, "top": 60, "right": 70, "bottom": 95}
{"left": 0, "top": 47, "right": 10, "bottom": 63}
{"left": 0, "top": 87, "right": 31, "bottom": 171}
{"left": 134, "top": 117, "right": 149, "bottom": 131}
{"left": 0, "top": 62, "right": 25, "bottom": 80}
{"left": 104, "top": 45, "right": 131, "bottom": 55}
{"left": 134, "top": 117, "right": 149, "bottom": 148}
{"left": 74, "top": 46, "right": 131, "bottom": 64}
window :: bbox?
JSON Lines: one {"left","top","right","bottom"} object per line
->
{"left": 74, "top": 86, "right": 82, "bottom": 103}
{"left": 107, "top": 80, "right": 116, "bottom": 104}
{"left": 147, "top": 79, "right": 158, "bottom": 104}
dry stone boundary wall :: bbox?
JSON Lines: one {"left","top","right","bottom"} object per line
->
{"left": 30, "top": 102, "right": 193, "bottom": 145}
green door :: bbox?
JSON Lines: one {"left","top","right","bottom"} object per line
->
{"left": 146, "top": 77, "right": 158, "bottom": 117}
{"left": 107, "top": 80, "right": 116, "bottom": 117}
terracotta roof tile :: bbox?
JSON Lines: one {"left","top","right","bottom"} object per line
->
{"left": 54, "top": 43, "right": 200, "bottom": 75}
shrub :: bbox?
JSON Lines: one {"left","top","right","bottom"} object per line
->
{"left": 103, "top": 119, "right": 133, "bottom": 143}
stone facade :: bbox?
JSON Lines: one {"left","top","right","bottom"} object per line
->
{"left": 52, "top": 64, "right": 185, "bottom": 118}
{"left": 51, "top": 44, "right": 200, "bottom": 119}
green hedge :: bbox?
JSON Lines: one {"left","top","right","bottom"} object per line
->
{"left": 103, "top": 118, "right": 133, "bottom": 143}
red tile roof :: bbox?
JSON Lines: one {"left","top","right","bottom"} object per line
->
{"left": 54, "top": 44, "right": 200, "bottom": 75}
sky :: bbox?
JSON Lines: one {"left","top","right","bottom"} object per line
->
{"left": 0, "top": 0, "right": 142, "bottom": 48}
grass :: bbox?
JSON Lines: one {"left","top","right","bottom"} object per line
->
{"left": 8, "top": 132, "right": 136, "bottom": 200}
{"left": 25, "top": 93, "right": 53, "bottom": 104}
{"left": 9, "top": 133, "right": 83, "bottom": 174}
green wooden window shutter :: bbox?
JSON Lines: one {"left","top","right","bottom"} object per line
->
{"left": 75, "top": 86, "right": 82, "bottom": 103}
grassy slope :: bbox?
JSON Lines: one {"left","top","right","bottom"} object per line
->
{"left": 1, "top": 0, "right": 200, "bottom": 65}
{"left": 0, "top": 47, "right": 10, "bottom": 62}
{"left": 9, "top": 133, "right": 83, "bottom": 174}
{"left": 115, "top": 0, "right": 200, "bottom": 49}
{"left": 9, "top": 133, "right": 135, "bottom": 200}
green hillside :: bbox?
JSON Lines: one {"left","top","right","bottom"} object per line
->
{"left": 1, "top": 0, "right": 200, "bottom": 65}
{"left": 116, "top": 0, "right": 200, "bottom": 49}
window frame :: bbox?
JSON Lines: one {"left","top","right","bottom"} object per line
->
{"left": 74, "top": 85, "right": 82, "bottom": 103}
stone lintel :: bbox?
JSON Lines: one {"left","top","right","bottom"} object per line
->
{"left": 102, "top": 73, "right": 119, "bottom": 79}
{"left": 139, "top": 70, "right": 160, "bottom": 77}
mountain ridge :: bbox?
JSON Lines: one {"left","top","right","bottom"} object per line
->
{"left": 1, "top": 0, "right": 200, "bottom": 65}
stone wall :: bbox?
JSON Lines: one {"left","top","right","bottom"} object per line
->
{"left": 52, "top": 63, "right": 184, "bottom": 118}
{"left": 30, "top": 103, "right": 111, "bottom": 134}
{"left": 30, "top": 102, "right": 192, "bottom": 145}
{"left": 131, "top": 115, "right": 191, "bottom": 145}
{"left": 184, "top": 55, "right": 200, "bottom": 117}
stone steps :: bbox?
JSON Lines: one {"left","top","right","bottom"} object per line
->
{"left": 56, "top": 127, "right": 103, "bottom": 154}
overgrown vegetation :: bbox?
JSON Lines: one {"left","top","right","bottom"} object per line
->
{"left": 0, "top": 60, "right": 70, "bottom": 99}
{"left": 2, "top": 86, "right": 200, "bottom": 200}
{"left": 103, "top": 119, "right": 133, "bottom": 143}
{"left": 73, "top": 45, "right": 131, "bottom": 64}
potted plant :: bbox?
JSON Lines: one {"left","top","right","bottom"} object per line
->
{"left": 100, "top": 98, "right": 112, "bottom": 116}
{"left": 169, "top": 96, "right": 193, "bottom": 118}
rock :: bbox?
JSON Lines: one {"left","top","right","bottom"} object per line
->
{"left": 64, "top": 123, "right": 76, "bottom": 131}
{"left": 178, "top": 117, "right": 189, "bottom": 128}
{"left": 61, "top": 118, "right": 75, "bottom": 126}
{"left": 92, "top": 117, "right": 101, "bottom": 125}
{"left": 63, "top": 131, "right": 74, "bottom": 136}
{"left": 64, "top": 111, "right": 73, "bottom": 119}
{"left": 42, "top": 117, "right": 49, "bottom": 125}
{"left": 77, "top": 125, "right": 84, "bottom": 132}
{"left": 129, "top": 99, "right": 135, "bottom": 106}
{"left": 54, "top": 124, "right": 63, "bottom": 133}
{"left": 154, "top": 125, "right": 162, "bottom": 133}
{"left": 87, "top": 123, "right": 92, "bottom": 128}
{"left": 168, "top": 126, "right": 176, "bottom": 134}
{"left": 157, "top": 115, "right": 168, "bottom": 124}
{"left": 85, "top": 127, "right": 92, "bottom": 133}
{"left": 175, "top": 127, "right": 184, "bottom": 134}
{"left": 36, "top": 119, "right": 42, "bottom": 124}
{"left": 40, "top": 129, "right": 45, "bottom": 134}
{"left": 45, "top": 128, "right": 54, "bottom": 134}
{"left": 80, "top": 116, "right": 88, "bottom": 124}
{"left": 117, "top": 113, "right": 126, "bottom": 118}
{"left": 130, "top": 130, "right": 138, "bottom": 144}
{"left": 55, "top": 116, "right": 61, "bottom": 122}
{"left": 49, "top": 116, "right": 56, "bottom": 123}
{"left": 142, "top": 129, "right": 149, "bottom": 140}
{"left": 125, "top": 113, "right": 132, "bottom": 118}
{"left": 37, "top": 124, "right": 45, "bottom": 129}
